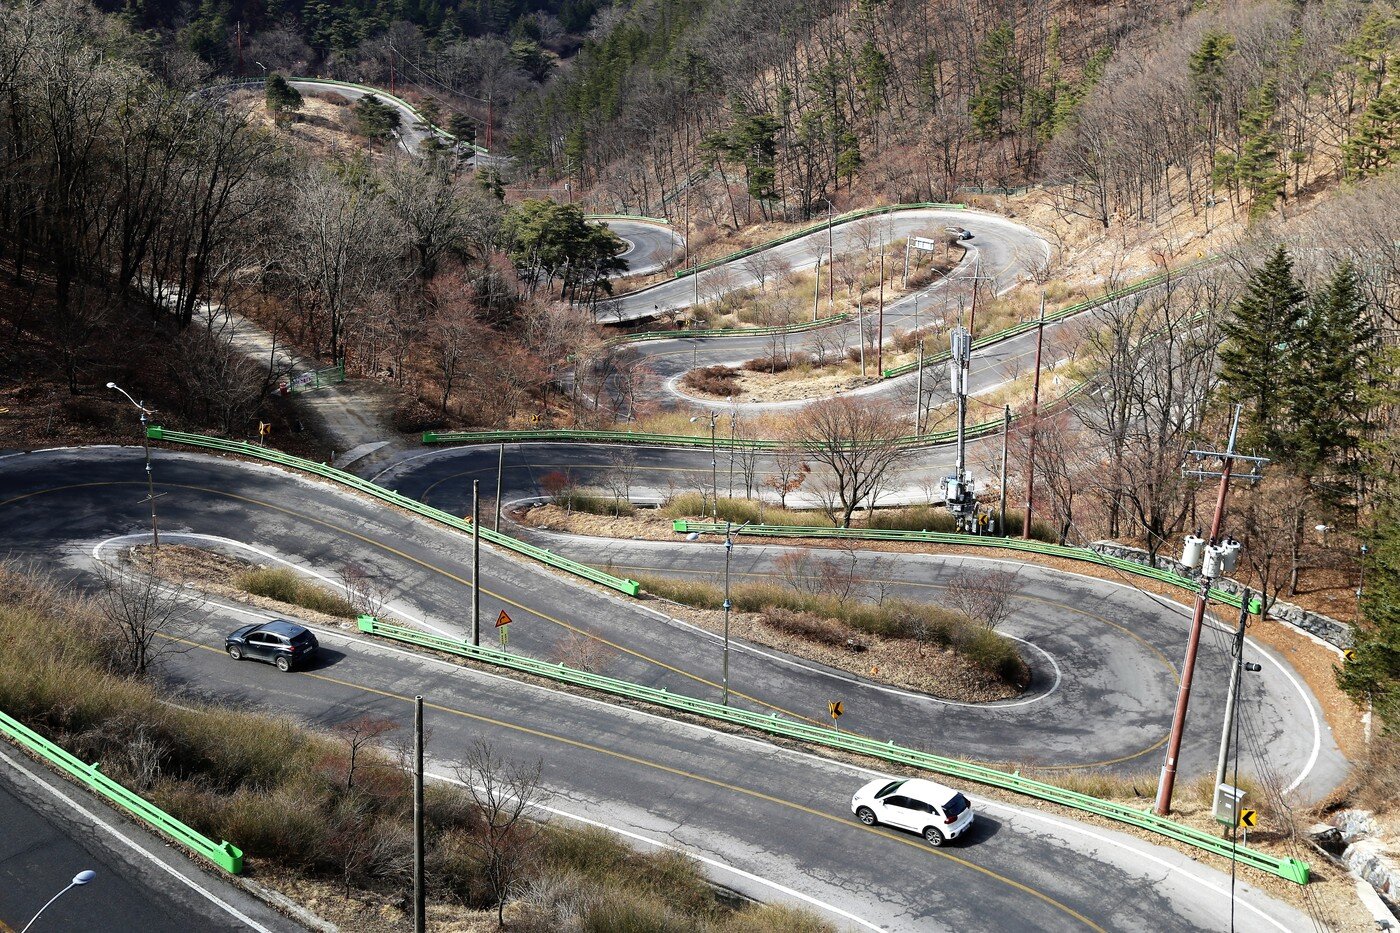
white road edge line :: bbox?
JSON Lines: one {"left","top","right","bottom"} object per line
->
{"left": 0, "top": 744, "right": 275, "bottom": 933}
{"left": 426, "top": 770, "right": 883, "bottom": 933}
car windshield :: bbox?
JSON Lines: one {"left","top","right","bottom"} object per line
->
{"left": 875, "top": 780, "right": 905, "bottom": 799}
{"left": 943, "top": 793, "right": 970, "bottom": 818}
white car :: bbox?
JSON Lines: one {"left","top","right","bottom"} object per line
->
{"left": 851, "top": 777, "right": 974, "bottom": 846}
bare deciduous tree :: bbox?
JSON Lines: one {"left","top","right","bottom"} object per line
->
{"left": 943, "top": 567, "right": 1021, "bottom": 632}
{"left": 455, "top": 740, "right": 549, "bottom": 929}
{"left": 331, "top": 715, "right": 399, "bottom": 791}
{"left": 765, "top": 447, "right": 810, "bottom": 509}
{"left": 93, "top": 562, "right": 197, "bottom": 678}
{"left": 793, "top": 397, "right": 910, "bottom": 527}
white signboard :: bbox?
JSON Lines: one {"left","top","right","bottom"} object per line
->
{"left": 910, "top": 236, "right": 940, "bottom": 252}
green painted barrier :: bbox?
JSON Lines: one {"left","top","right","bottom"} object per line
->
{"left": 673, "top": 202, "right": 967, "bottom": 280}
{"left": 0, "top": 709, "right": 244, "bottom": 873}
{"left": 145, "top": 428, "right": 640, "bottom": 596}
{"left": 353, "top": 616, "right": 1306, "bottom": 885}
{"left": 671, "top": 521, "right": 1260, "bottom": 613}
{"left": 586, "top": 214, "right": 671, "bottom": 225}
{"left": 610, "top": 314, "right": 852, "bottom": 345}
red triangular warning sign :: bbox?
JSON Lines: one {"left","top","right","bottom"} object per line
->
{"left": 495, "top": 610, "right": 512, "bottom": 627}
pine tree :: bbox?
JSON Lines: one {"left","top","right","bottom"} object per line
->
{"left": 265, "top": 74, "right": 304, "bottom": 125}
{"left": 1219, "top": 246, "right": 1308, "bottom": 451}
{"left": 1337, "top": 506, "right": 1400, "bottom": 732}
{"left": 969, "top": 23, "right": 1020, "bottom": 138}
{"left": 1344, "top": 88, "right": 1400, "bottom": 179}
{"left": 1286, "top": 262, "right": 1378, "bottom": 481}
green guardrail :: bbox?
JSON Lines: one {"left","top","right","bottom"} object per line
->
{"left": 671, "top": 520, "right": 1261, "bottom": 613}
{"left": 610, "top": 313, "right": 852, "bottom": 345}
{"left": 882, "top": 260, "right": 1217, "bottom": 379}
{"left": 0, "top": 709, "right": 244, "bottom": 873}
{"left": 354, "top": 615, "right": 1305, "bottom": 884}
{"left": 145, "top": 428, "right": 640, "bottom": 596}
{"left": 586, "top": 214, "right": 671, "bottom": 225}
{"left": 670, "top": 202, "right": 967, "bottom": 281}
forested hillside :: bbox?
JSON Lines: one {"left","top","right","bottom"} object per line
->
{"left": 511, "top": 0, "right": 1399, "bottom": 227}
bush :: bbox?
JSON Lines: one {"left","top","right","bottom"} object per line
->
{"left": 554, "top": 491, "right": 635, "bottom": 517}
{"left": 392, "top": 400, "right": 440, "bottom": 433}
{"left": 741, "top": 352, "right": 811, "bottom": 374}
{"left": 762, "top": 608, "right": 851, "bottom": 647}
{"left": 237, "top": 567, "right": 356, "bottom": 618}
{"left": 868, "top": 506, "right": 960, "bottom": 533}
{"left": 661, "top": 495, "right": 831, "bottom": 527}
{"left": 680, "top": 365, "right": 740, "bottom": 397}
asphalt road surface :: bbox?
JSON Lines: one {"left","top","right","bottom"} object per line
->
{"left": 0, "top": 741, "right": 294, "bottom": 933}
{"left": 601, "top": 219, "right": 685, "bottom": 276}
{"left": 0, "top": 448, "right": 1335, "bottom": 931}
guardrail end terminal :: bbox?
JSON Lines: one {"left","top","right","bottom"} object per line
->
{"left": 356, "top": 614, "right": 376, "bottom": 633}
{"left": 146, "top": 425, "right": 164, "bottom": 440}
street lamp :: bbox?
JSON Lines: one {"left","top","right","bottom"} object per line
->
{"left": 107, "top": 383, "right": 162, "bottom": 550}
{"left": 689, "top": 412, "right": 719, "bottom": 519}
{"left": 21, "top": 870, "right": 95, "bottom": 933}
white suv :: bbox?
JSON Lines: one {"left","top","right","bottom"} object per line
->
{"left": 851, "top": 777, "right": 974, "bottom": 846}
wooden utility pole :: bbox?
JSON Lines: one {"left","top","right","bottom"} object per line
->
{"left": 1154, "top": 407, "right": 1267, "bottom": 815}
{"left": 413, "top": 695, "right": 425, "bottom": 933}
{"left": 494, "top": 444, "right": 505, "bottom": 531}
{"left": 1023, "top": 296, "right": 1046, "bottom": 540}
{"left": 1000, "top": 405, "right": 1010, "bottom": 535}
{"left": 876, "top": 243, "right": 886, "bottom": 374}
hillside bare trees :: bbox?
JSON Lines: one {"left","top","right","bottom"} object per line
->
{"left": 793, "top": 396, "right": 910, "bottom": 527}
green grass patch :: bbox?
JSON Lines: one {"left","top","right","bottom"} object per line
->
{"left": 236, "top": 567, "right": 356, "bottom": 617}
{"left": 662, "top": 495, "right": 833, "bottom": 527}
{"left": 553, "top": 491, "right": 636, "bottom": 517}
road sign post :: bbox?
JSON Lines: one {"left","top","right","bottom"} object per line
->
{"left": 496, "top": 609, "right": 511, "bottom": 648}
{"left": 828, "top": 700, "right": 843, "bottom": 731}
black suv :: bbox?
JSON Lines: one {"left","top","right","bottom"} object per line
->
{"left": 226, "top": 620, "right": 318, "bottom": 672}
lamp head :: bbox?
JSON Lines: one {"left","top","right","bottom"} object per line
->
{"left": 105, "top": 382, "right": 117, "bottom": 389}
{"left": 73, "top": 870, "right": 96, "bottom": 885}
{"left": 685, "top": 532, "right": 700, "bottom": 541}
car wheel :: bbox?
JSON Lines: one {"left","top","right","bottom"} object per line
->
{"left": 275, "top": 655, "right": 291, "bottom": 672}
{"left": 856, "top": 807, "right": 877, "bottom": 826}
{"left": 923, "top": 826, "right": 946, "bottom": 847}
{"left": 227, "top": 645, "right": 242, "bottom": 661}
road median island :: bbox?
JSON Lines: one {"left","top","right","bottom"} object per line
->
{"left": 352, "top": 614, "right": 1312, "bottom": 887}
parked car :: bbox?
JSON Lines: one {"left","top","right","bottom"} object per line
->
{"left": 225, "top": 620, "right": 319, "bottom": 672}
{"left": 851, "top": 777, "right": 974, "bottom": 846}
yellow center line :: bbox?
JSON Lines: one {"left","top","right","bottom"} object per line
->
{"left": 0, "top": 482, "right": 823, "bottom": 729}
{"left": 301, "top": 667, "right": 1105, "bottom": 932}
{"left": 612, "top": 561, "right": 1176, "bottom": 771}
{"left": 161, "top": 633, "right": 1103, "bottom": 929}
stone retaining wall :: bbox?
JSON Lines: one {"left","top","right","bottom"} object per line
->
{"left": 1087, "top": 541, "right": 1352, "bottom": 649}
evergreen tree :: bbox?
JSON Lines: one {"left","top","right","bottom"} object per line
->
{"left": 1286, "top": 262, "right": 1378, "bottom": 481}
{"left": 353, "top": 95, "right": 401, "bottom": 142}
{"left": 1338, "top": 506, "right": 1400, "bottom": 732}
{"left": 265, "top": 73, "right": 304, "bottom": 125}
{"left": 969, "top": 23, "right": 1020, "bottom": 138}
{"left": 1219, "top": 246, "right": 1308, "bottom": 451}
{"left": 1344, "top": 87, "right": 1400, "bottom": 179}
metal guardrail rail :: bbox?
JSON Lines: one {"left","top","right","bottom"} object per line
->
{"left": 145, "top": 428, "right": 641, "bottom": 596}
{"left": 354, "top": 616, "right": 1307, "bottom": 885}
{"left": 586, "top": 214, "right": 672, "bottom": 225}
{"left": 0, "top": 709, "right": 244, "bottom": 873}
{"left": 674, "top": 202, "right": 967, "bottom": 280}
{"left": 609, "top": 313, "right": 852, "bottom": 345}
{"left": 671, "top": 521, "right": 1259, "bottom": 613}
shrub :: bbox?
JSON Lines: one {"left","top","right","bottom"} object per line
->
{"left": 741, "top": 352, "right": 811, "bottom": 374}
{"left": 762, "top": 608, "right": 851, "bottom": 647}
{"left": 868, "top": 506, "right": 960, "bottom": 533}
{"left": 554, "top": 491, "right": 635, "bottom": 517}
{"left": 236, "top": 567, "right": 356, "bottom": 618}
{"left": 680, "top": 365, "right": 740, "bottom": 397}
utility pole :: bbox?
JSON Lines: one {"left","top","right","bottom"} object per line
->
{"left": 1154, "top": 406, "right": 1268, "bottom": 815}
{"left": 1023, "top": 296, "right": 1046, "bottom": 540}
{"left": 485, "top": 95, "right": 493, "bottom": 150}
{"left": 235, "top": 22, "right": 243, "bottom": 77}
{"left": 913, "top": 296, "right": 924, "bottom": 434}
{"left": 722, "top": 521, "right": 734, "bottom": 706}
{"left": 826, "top": 198, "right": 834, "bottom": 312}
{"left": 812, "top": 252, "right": 821, "bottom": 322}
{"left": 877, "top": 241, "right": 887, "bottom": 374}
{"left": 494, "top": 444, "right": 505, "bottom": 532}
{"left": 1214, "top": 588, "right": 1262, "bottom": 791}
{"left": 1000, "top": 405, "right": 1010, "bottom": 535}
{"left": 413, "top": 695, "right": 425, "bottom": 933}
{"left": 390, "top": 48, "right": 396, "bottom": 95}
{"left": 472, "top": 480, "right": 481, "bottom": 646}
{"left": 107, "top": 383, "right": 162, "bottom": 550}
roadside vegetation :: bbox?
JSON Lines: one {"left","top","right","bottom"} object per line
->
{"left": 0, "top": 563, "right": 833, "bottom": 932}
{"left": 237, "top": 566, "right": 358, "bottom": 618}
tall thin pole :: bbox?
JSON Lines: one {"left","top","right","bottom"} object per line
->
{"left": 1000, "top": 405, "right": 1010, "bottom": 535}
{"left": 710, "top": 416, "right": 718, "bottom": 519}
{"left": 472, "top": 480, "right": 481, "bottom": 646}
{"left": 727, "top": 411, "right": 736, "bottom": 498}
{"left": 857, "top": 302, "right": 867, "bottom": 377}
{"left": 1214, "top": 589, "right": 1252, "bottom": 790}
{"left": 485, "top": 95, "right": 493, "bottom": 149}
{"left": 826, "top": 200, "right": 834, "bottom": 311}
{"left": 413, "top": 695, "right": 425, "bottom": 933}
{"left": 494, "top": 444, "right": 505, "bottom": 532}
{"left": 723, "top": 522, "right": 733, "bottom": 706}
{"left": 141, "top": 403, "right": 159, "bottom": 549}
{"left": 914, "top": 295, "right": 924, "bottom": 433}
{"left": 1155, "top": 409, "right": 1244, "bottom": 816}
{"left": 876, "top": 242, "right": 886, "bottom": 374}
{"left": 812, "top": 253, "right": 821, "bottom": 321}
{"left": 903, "top": 240, "right": 911, "bottom": 287}
{"left": 1023, "top": 296, "right": 1046, "bottom": 540}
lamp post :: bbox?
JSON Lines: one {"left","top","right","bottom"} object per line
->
{"left": 21, "top": 870, "right": 95, "bottom": 933}
{"left": 690, "top": 521, "right": 750, "bottom": 706}
{"left": 107, "top": 383, "right": 161, "bottom": 549}
{"left": 690, "top": 412, "right": 719, "bottom": 519}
